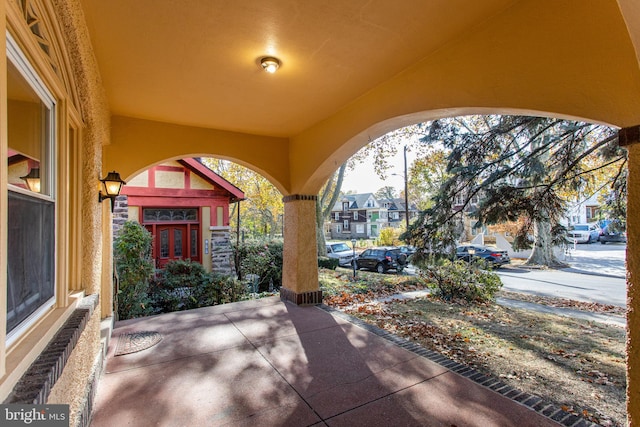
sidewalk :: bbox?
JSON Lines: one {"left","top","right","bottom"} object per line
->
{"left": 376, "top": 289, "right": 625, "bottom": 326}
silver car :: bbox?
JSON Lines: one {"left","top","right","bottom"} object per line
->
{"left": 325, "top": 242, "right": 354, "bottom": 266}
{"left": 566, "top": 223, "right": 601, "bottom": 244}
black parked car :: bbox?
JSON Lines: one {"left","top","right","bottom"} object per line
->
{"left": 599, "top": 221, "right": 627, "bottom": 244}
{"left": 455, "top": 245, "right": 510, "bottom": 268}
{"left": 354, "top": 247, "right": 408, "bottom": 274}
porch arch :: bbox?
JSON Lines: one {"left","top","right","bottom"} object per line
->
{"left": 104, "top": 116, "right": 291, "bottom": 194}
{"left": 295, "top": 107, "right": 619, "bottom": 196}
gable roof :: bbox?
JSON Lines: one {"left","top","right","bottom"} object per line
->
{"left": 332, "top": 193, "right": 377, "bottom": 211}
{"left": 178, "top": 158, "right": 245, "bottom": 202}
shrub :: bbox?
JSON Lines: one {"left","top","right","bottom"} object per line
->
{"left": 377, "top": 227, "right": 400, "bottom": 246}
{"left": 152, "top": 259, "right": 210, "bottom": 312}
{"left": 318, "top": 256, "right": 339, "bottom": 270}
{"left": 113, "top": 221, "right": 154, "bottom": 320}
{"left": 419, "top": 259, "right": 502, "bottom": 303}
{"left": 210, "top": 273, "right": 248, "bottom": 305}
{"left": 151, "top": 260, "right": 248, "bottom": 313}
{"left": 235, "top": 240, "right": 283, "bottom": 291}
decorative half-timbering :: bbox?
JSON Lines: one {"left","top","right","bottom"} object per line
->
{"left": 120, "top": 158, "right": 244, "bottom": 272}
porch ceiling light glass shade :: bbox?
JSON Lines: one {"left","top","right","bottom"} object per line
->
{"left": 99, "top": 171, "right": 126, "bottom": 211}
{"left": 20, "top": 168, "right": 40, "bottom": 193}
{"left": 260, "top": 56, "right": 280, "bottom": 73}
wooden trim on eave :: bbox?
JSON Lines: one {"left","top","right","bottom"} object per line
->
{"left": 619, "top": 125, "right": 640, "bottom": 147}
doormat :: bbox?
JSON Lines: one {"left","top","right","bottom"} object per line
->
{"left": 115, "top": 331, "right": 162, "bottom": 356}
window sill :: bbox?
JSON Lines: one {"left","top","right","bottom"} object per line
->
{"left": 0, "top": 292, "right": 89, "bottom": 401}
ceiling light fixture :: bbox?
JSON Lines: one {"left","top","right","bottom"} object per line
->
{"left": 260, "top": 56, "right": 280, "bottom": 73}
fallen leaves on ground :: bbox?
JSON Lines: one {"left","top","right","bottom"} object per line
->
{"left": 499, "top": 290, "right": 625, "bottom": 315}
{"left": 320, "top": 270, "right": 626, "bottom": 426}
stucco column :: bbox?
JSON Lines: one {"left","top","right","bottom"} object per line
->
{"left": 621, "top": 126, "right": 640, "bottom": 424}
{"left": 280, "top": 195, "right": 322, "bottom": 305}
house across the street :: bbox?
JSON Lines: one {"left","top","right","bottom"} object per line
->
{"left": 328, "top": 193, "right": 417, "bottom": 240}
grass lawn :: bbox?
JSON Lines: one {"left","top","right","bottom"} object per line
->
{"left": 319, "top": 268, "right": 626, "bottom": 426}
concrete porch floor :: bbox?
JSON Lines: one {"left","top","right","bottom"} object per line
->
{"left": 90, "top": 296, "right": 568, "bottom": 427}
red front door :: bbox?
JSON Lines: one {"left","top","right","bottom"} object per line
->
{"left": 145, "top": 224, "right": 198, "bottom": 269}
{"left": 157, "top": 225, "right": 186, "bottom": 268}
{"left": 145, "top": 223, "right": 200, "bottom": 269}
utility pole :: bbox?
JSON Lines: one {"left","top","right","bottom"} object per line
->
{"left": 403, "top": 145, "right": 409, "bottom": 230}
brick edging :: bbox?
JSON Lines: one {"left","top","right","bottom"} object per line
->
{"left": 280, "top": 288, "right": 323, "bottom": 305}
{"left": 282, "top": 194, "right": 318, "bottom": 203}
{"left": 5, "top": 294, "right": 100, "bottom": 405}
{"left": 318, "top": 304, "right": 598, "bottom": 427}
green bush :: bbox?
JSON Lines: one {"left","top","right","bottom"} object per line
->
{"left": 419, "top": 259, "right": 502, "bottom": 303}
{"left": 377, "top": 227, "right": 400, "bottom": 246}
{"left": 235, "top": 240, "right": 283, "bottom": 292}
{"left": 114, "top": 221, "right": 154, "bottom": 320}
{"left": 151, "top": 259, "right": 248, "bottom": 313}
{"left": 318, "top": 256, "right": 339, "bottom": 270}
{"left": 210, "top": 273, "right": 248, "bottom": 305}
{"left": 152, "top": 259, "right": 210, "bottom": 312}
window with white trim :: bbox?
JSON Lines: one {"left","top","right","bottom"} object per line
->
{"left": 353, "top": 211, "right": 358, "bottom": 220}
{"left": 334, "top": 212, "right": 340, "bottom": 221}
{"left": 5, "top": 33, "right": 56, "bottom": 345}
{"left": 343, "top": 220, "right": 350, "bottom": 231}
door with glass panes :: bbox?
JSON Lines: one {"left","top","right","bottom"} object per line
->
{"left": 147, "top": 224, "right": 200, "bottom": 268}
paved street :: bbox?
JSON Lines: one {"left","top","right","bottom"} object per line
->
{"left": 401, "top": 243, "right": 627, "bottom": 308}
{"left": 498, "top": 242, "right": 626, "bottom": 308}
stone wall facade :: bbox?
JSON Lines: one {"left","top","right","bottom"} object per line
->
{"left": 112, "top": 195, "right": 129, "bottom": 238}
{"left": 210, "top": 226, "right": 235, "bottom": 276}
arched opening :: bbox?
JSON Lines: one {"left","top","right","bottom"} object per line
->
{"left": 315, "top": 113, "right": 626, "bottom": 424}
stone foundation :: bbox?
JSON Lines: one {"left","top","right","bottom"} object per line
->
{"left": 210, "top": 226, "right": 235, "bottom": 276}
{"left": 112, "top": 195, "right": 129, "bottom": 238}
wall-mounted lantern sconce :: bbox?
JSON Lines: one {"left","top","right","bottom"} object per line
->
{"left": 260, "top": 56, "right": 280, "bottom": 73}
{"left": 20, "top": 168, "right": 41, "bottom": 193}
{"left": 98, "top": 171, "right": 126, "bottom": 212}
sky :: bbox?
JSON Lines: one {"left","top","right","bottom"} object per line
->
{"left": 341, "top": 147, "right": 419, "bottom": 195}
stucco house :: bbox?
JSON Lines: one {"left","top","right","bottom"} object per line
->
{"left": 117, "top": 158, "right": 244, "bottom": 273}
{"left": 3, "top": 1, "right": 640, "bottom": 426}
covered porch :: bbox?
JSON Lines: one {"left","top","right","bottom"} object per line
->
{"left": 2, "top": 1, "right": 640, "bottom": 425}
{"left": 91, "top": 297, "right": 562, "bottom": 427}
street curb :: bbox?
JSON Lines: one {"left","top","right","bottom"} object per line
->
{"left": 558, "top": 267, "right": 625, "bottom": 280}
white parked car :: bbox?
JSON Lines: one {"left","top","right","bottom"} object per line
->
{"left": 325, "top": 242, "right": 354, "bottom": 266}
{"left": 566, "top": 223, "right": 601, "bottom": 244}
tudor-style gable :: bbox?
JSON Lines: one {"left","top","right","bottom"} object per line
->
{"left": 119, "top": 159, "right": 244, "bottom": 272}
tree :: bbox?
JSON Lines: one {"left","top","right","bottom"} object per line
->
{"left": 406, "top": 115, "right": 625, "bottom": 267}
{"left": 375, "top": 186, "right": 397, "bottom": 201}
{"left": 202, "top": 158, "right": 284, "bottom": 239}
{"left": 316, "top": 163, "right": 347, "bottom": 254}
{"left": 407, "top": 147, "right": 450, "bottom": 210}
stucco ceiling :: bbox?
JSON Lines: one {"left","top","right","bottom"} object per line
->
{"left": 80, "top": 0, "right": 517, "bottom": 138}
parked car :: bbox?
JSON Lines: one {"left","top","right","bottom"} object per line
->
{"left": 599, "top": 221, "right": 627, "bottom": 244}
{"left": 325, "top": 242, "right": 354, "bottom": 267}
{"left": 565, "top": 223, "right": 601, "bottom": 244}
{"left": 398, "top": 245, "right": 416, "bottom": 261}
{"left": 455, "top": 245, "right": 511, "bottom": 268}
{"left": 353, "top": 247, "right": 408, "bottom": 274}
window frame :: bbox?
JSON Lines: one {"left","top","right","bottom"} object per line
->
{"left": 5, "top": 31, "right": 57, "bottom": 347}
